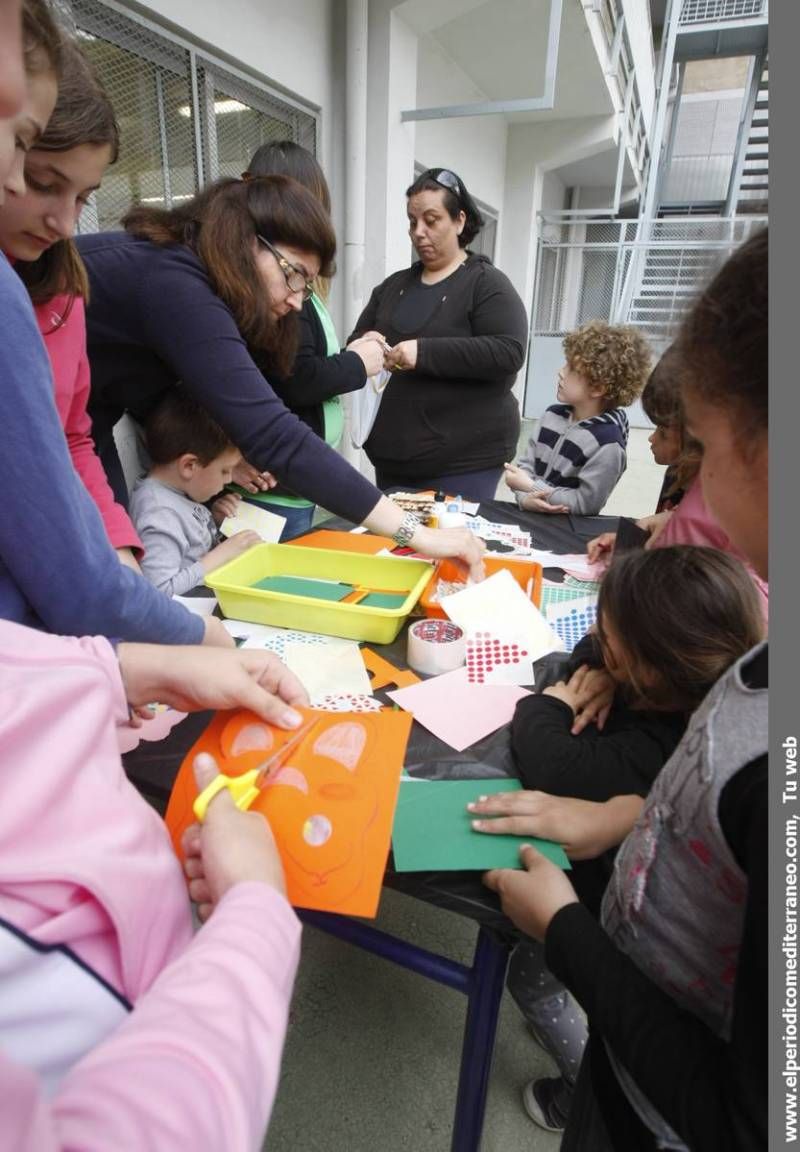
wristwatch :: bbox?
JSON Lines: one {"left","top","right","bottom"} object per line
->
{"left": 391, "top": 511, "right": 422, "bottom": 548}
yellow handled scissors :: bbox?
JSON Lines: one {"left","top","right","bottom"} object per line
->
{"left": 193, "top": 716, "right": 319, "bottom": 823}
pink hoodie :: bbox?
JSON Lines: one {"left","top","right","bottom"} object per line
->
{"left": 35, "top": 294, "right": 142, "bottom": 553}
{"left": 0, "top": 620, "right": 301, "bottom": 1151}
{"left": 655, "top": 475, "right": 769, "bottom": 620}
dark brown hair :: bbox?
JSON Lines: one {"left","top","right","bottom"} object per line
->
{"left": 641, "top": 345, "right": 701, "bottom": 493}
{"left": 16, "top": 39, "right": 119, "bottom": 314}
{"left": 145, "top": 386, "right": 235, "bottom": 466}
{"left": 596, "top": 546, "right": 763, "bottom": 711}
{"left": 406, "top": 168, "right": 484, "bottom": 248}
{"left": 23, "top": 0, "right": 63, "bottom": 79}
{"left": 244, "top": 140, "right": 332, "bottom": 301}
{"left": 244, "top": 140, "right": 331, "bottom": 214}
{"left": 124, "top": 175, "right": 337, "bottom": 375}
{"left": 676, "top": 228, "right": 768, "bottom": 442}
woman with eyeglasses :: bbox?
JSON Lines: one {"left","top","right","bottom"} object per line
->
{"left": 348, "top": 167, "right": 529, "bottom": 502}
{"left": 238, "top": 141, "right": 385, "bottom": 540}
{"left": 74, "top": 175, "right": 485, "bottom": 576}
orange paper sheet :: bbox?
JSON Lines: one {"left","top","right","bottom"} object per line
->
{"left": 165, "top": 706, "right": 412, "bottom": 918}
{"left": 287, "top": 529, "right": 396, "bottom": 555}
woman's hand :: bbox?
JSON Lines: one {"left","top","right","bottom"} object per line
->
{"left": 586, "top": 531, "right": 616, "bottom": 564}
{"left": 347, "top": 337, "right": 386, "bottom": 377}
{"left": 210, "top": 491, "right": 242, "bottom": 525}
{"left": 469, "top": 790, "right": 643, "bottom": 860}
{"left": 385, "top": 340, "right": 418, "bottom": 372}
{"left": 639, "top": 510, "right": 672, "bottom": 550}
{"left": 116, "top": 643, "right": 309, "bottom": 723}
{"left": 484, "top": 844, "right": 579, "bottom": 941}
{"left": 520, "top": 492, "right": 570, "bottom": 514}
{"left": 232, "top": 459, "right": 278, "bottom": 494}
{"left": 181, "top": 753, "right": 287, "bottom": 921}
{"left": 412, "top": 524, "right": 486, "bottom": 582}
{"left": 502, "top": 462, "right": 536, "bottom": 493}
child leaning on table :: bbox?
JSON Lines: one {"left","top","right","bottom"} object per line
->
{"left": 503, "top": 321, "right": 651, "bottom": 515}
{"left": 130, "top": 386, "right": 261, "bottom": 596}
{"left": 484, "top": 545, "right": 764, "bottom": 1135}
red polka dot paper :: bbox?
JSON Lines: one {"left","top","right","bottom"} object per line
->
{"left": 465, "top": 631, "right": 532, "bottom": 685}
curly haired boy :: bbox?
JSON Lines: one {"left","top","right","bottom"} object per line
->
{"left": 504, "top": 321, "right": 651, "bottom": 515}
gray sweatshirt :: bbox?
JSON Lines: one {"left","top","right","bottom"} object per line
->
{"left": 130, "top": 476, "right": 217, "bottom": 596}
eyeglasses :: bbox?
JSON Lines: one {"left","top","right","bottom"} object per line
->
{"left": 256, "top": 234, "right": 315, "bottom": 301}
{"left": 426, "top": 169, "right": 462, "bottom": 204}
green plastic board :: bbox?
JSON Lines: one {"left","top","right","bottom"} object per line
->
{"left": 252, "top": 576, "right": 353, "bottom": 601}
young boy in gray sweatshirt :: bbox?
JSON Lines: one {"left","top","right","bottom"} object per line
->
{"left": 504, "top": 321, "right": 651, "bottom": 516}
{"left": 130, "top": 387, "right": 260, "bottom": 596}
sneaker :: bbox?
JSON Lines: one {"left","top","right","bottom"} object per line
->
{"left": 521, "top": 1075, "right": 572, "bottom": 1133}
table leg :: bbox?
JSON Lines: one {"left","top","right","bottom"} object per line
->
{"left": 451, "top": 926, "right": 512, "bottom": 1152}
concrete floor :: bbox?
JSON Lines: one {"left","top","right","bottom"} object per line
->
{"left": 267, "top": 425, "right": 665, "bottom": 1152}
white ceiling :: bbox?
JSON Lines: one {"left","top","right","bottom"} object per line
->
{"left": 397, "top": 0, "right": 614, "bottom": 121}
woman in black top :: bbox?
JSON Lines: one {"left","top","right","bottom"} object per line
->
{"left": 349, "top": 168, "right": 529, "bottom": 502}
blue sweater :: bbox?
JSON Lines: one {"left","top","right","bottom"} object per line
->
{"left": 76, "top": 232, "right": 380, "bottom": 524}
{"left": 0, "top": 255, "right": 202, "bottom": 643}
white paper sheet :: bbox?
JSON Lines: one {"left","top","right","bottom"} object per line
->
{"left": 442, "top": 569, "right": 564, "bottom": 661}
{"left": 220, "top": 502, "right": 286, "bottom": 543}
{"left": 282, "top": 639, "right": 372, "bottom": 701}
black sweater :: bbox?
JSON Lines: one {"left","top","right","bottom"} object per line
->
{"left": 348, "top": 253, "right": 528, "bottom": 477}
{"left": 257, "top": 297, "right": 367, "bottom": 442}
{"left": 511, "top": 693, "right": 687, "bottom": 801}
{"left": 546, "top": 646, "right": 768, "bottom": 1152}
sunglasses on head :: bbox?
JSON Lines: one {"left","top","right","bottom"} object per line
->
{"left": 256, "top": 234, "right": 315, "bottom": 301}
{"left": 425, "top": 169, "right": 463, "bottom": 204}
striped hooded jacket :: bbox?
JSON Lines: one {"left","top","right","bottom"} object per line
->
{"left": 515, "top": 404, "right": 630, "bottom": 515}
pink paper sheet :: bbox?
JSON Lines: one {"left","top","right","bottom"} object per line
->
{"left": 386, "top": 667, "right": 530, "bottom": 751}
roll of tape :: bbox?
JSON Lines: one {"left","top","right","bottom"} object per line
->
{"left": 407, "top": 619, "right": 466, "bottom": 676}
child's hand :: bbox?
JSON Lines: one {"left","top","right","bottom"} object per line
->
{"left": 232, "top": 459, "right": 278, "bottom": 493}
{"left": 569, "top": 667, "right": 616, "bottom": 734}
{"left": 520, "top": 492, "right": 570, "bottom": 514}
{"left": 211, "top": 491, "right": 242, "bottom": 525}
{"left": 503, "top": 462, "right": 536, "bottom": 493}
{"left": 469, "top": 790, "right": 642, "bottom": 859}
{"left": 117, "top": 643, "right": 309, "bottom": 720}
{"left": 639, "top": 510, "right": 673, "bottom": 549}
{"left": 181, "top": 753, "right": 287, "bottom": 921}
{"left": 202, "top": 531, "right": 261, "bottom": 573}
{"left": 484, "top": 844, "right": 578, "bottom": 941}
{"left": 586, "top": 532, "right": 616, "bottom": 564}
{"left": 541, "top": 664, "right": 595, "bottom": 713}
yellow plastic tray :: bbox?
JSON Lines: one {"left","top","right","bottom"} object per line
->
{"left": 205, "top": 544, "right": 434, "bottom": 643}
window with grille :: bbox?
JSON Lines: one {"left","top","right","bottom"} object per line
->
{"left": 56, "top": 0, "right": 318, "bottom": 231}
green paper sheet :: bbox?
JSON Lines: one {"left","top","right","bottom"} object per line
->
{"left": 391, "top": 779, "right": 571, "bottom": 872}
{"left": 252, "top": 576, "right": 353, "bottom": 601}
{"left": 359, "top": 592, "right": 408, "bottom": 609}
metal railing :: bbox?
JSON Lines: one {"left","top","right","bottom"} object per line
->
{"left": 679, "top": 0, "right": 768, "bottom": 25}
{"left": 532, "top": 213, "right": 767, "bottom": 341}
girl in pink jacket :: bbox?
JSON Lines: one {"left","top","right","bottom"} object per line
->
{"left": 0, "top": 39, "right": 142, "bottom": 567}
{"left": 0, "top": 618, "right": 309, "bottom": 1151}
